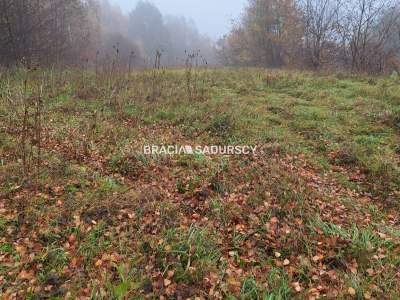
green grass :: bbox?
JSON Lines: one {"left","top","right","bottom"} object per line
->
{"left": 156, "top": 224, "right": 221, "bottom": 284}
{"left": 0, "top": 68, "right": 399, "bottom": 298}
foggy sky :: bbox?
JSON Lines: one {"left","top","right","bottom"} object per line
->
{"left": 109, "top": 0, "right": 247, "bottom": 39}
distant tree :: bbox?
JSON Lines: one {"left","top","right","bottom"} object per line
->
{"left": 219, "top": 0, "right": 303, "bottom": 67}
{"left": 383, "top": 5, "right": 400, "bottom": 72}
{"left": 220, "top": 0, "right": 400, "bottom": 73}
{"left": 164, "top": 16, "right": 216, "bottom": 65}
{"left": 93, "top": 0, "right": 144, "bottom": 68}
{"left": 0, "top": 0, "right": 216, "bottom": 68}
{"left": 216, "top": 35, "right": 232, "bottom": 65}
{"left": 0, "top": 0, "right": 92, "bottom": 67}
{"left": 346, "top": 0, "right": 400, "bottom": 73}
{"left": 301, "top": 0, "right": 343, "bottom": 69}
{"left": 128, "top": 1, "right": 172, "bottom": 63}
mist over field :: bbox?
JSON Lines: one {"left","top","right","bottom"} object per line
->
{"left": 1, "top": 0, "right": 399, "bottom": 72}
{"left": 109, "top": 0, "right": 247, "bottom": 38}
{"left": 0, "top": 0, "right": 400, "bottom": 298}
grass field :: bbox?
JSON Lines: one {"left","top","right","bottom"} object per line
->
{"left": 0, "top": 68, "right": 399, "bottom": 299}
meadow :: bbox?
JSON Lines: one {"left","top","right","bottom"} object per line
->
{"left": 0, "top": 67, "right": 399, "bottom": 299}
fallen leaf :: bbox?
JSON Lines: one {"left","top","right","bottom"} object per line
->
{"left": 348, "top": 287, "right": 356, "bottom": 296}
{"left": 19, "top": 270, "right": 34, "bottom": 280}
{"left": 270, "top": 217, "right": 279, "bottom": 224}
{"left": 292, "top": 282, "right": 302, "bottom": 292}
{"left": 167, "top": 270, "right": 174, "bottom": 279}
{"left": 164, "top": 278, "right": 171, "bottom": 286}
{"left": 364, "top": 292, "right": 371, "bottom": 299}
{"left": 95, "top": 259, "right": 103, "bottom": 267}
{"left": 312, "top": 255, "right": 323, "bottom": 262}
{"left": 366, "top": 268, "right": 374, "bottom": 276}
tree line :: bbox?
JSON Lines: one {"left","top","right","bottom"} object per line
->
{"left": 0, "top": 0, "right": 91, "bottom": 67}
{"left": 2, "top": 0, "right": 399, "bottom": 73}
{"left": 218, "top": 0, "right": 400, "bottom": 73}
{"left": 0, "top": 0, "right": 216, "bottom": 68}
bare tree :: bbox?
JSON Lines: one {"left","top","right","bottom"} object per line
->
{"left": 301, "top": 0, "right": 343, "bottom": 69}
{"left": 347, "top": 0, "right": 400, "bottom": 73}
{"left": 0, "top": 0, "right": 92, "bottom": 67}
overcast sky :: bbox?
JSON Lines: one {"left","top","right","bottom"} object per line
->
{"left": 109, "top": 0, "right": 247, "bottom": 39}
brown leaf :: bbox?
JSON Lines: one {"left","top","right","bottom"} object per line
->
{"left": 348, "top": 287, "right": 356, "bottom": 296}
{"left": 270, "top": 217, "right": 279, "bottom": 224}
{"left": 167, "top": 270, "right": 175, "bottom": 279}
{"left": 164, "top": 278, "right": 172, "bottom": 287}
{"left": 68, "top": 234, "right": 76, "bottom": 243}
{"left": 94, "top": 259, "right": 103, "bottom": 267}
{"left": 312, "top": 255, "right": 323, "bottom": 262}
{"left": 364, "top": 292, "right": 371, "bottom": 299}
{"left": 19, "top": 269, "right": 34, "bottom": 280}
